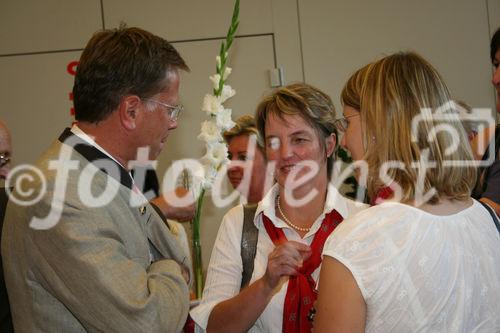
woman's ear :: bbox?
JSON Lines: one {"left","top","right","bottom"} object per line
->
{"left": 119, "top": 95, "right": 141, "bottom": 130}
{"left": 325, "top": 133, "right": 337, "bottom": 157}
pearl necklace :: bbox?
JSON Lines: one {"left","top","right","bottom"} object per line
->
{"left": 276, "top": 195, "right": 311, "bottom": 232}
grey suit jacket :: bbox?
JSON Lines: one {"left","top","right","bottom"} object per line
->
{"left": 1, "top": 129, "right": 190, "bottom": 332}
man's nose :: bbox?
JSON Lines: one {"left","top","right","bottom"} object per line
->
{"left": 168, "top": 118, "right": 178, "bottom": 130}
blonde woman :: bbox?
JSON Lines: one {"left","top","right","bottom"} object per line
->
{"left": 223, "top": 115, "right": 268, "bottom": 204}
{"left": 191, "top": 83, "right": 367, "bottom": 332}
{"left": 314, "top": 52, "right": 500, "bottom": 332}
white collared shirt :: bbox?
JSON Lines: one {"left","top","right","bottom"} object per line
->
{"left": 70, "top": 125, "right": 127, "bottom": 170}
{"left": 190, "top": 183, "right": 368, "bottom": 333}
{"left": 70, "top": 124, "right": 147, "bottom": 199}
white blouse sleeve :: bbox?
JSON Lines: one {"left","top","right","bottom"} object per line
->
{"left": 322, "top": 206, "right": 412, "bottom": 302}
{"left": 189, "top": 205, "right": 245, "bottom": 330}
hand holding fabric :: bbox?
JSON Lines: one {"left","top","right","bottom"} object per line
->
{"left": 263, "top": 241, "right": 311, "bottom": 291}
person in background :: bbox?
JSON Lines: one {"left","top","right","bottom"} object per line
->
{"left": 454, "top": 101, "right": 479, "bottom": 145}
{"left": 131, "top": 166, "right": 195, "bottom": 222}
{"left": 471, "top": 27, "right": 500, "bottom": 214}
{"left": 2, "top": 26, "right": 194, "bottom": 332}
{"left": 191, "top": 83, "right": 367, "bottom": 333}
{"left": 0, "top": 119, "right": 13, "bottom": 332}
{"left": 314, "top": 52, "right": 500, "bottom": 332}
{"left": 492, "top": 27, "right": 500, "bottom": 117}
{"left": 0, "top": 120, "right": 11, "bottom": 181}
{"left": 223, "top": 115, "right": 269, "bottom": 204}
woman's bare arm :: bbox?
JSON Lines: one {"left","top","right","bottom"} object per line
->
{"left": 313, "top": 256, "right": 366, "bottom": 333}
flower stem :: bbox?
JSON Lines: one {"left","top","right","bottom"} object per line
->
{"left": 215, "top": 0, "right": 240, "bottom": 97}
{"left": 192, "top": 188, "right": 205, "bottom": 299}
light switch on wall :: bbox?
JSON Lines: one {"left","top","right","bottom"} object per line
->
{"left": 269, "top": 67, "right": 284, "bottom": 87}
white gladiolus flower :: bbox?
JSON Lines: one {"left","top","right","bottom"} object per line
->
{"left": 201, "top": 178, "right": 212, "bottom": 190}
{"left": 202, "top": 94, "right": 223, "bottom": 115}
{"left": 223, "top": 67, "right": 232, "bottom": 80}
{"left": 209, "top": 74, "right": 221, "bottom": 90}
{"left": 201, "top": 165, "right": 218, "bottom": 190}
{"left": 198, "top": 120, "right": 222, "bottom": 143}
{"left": 188, "top": 163, "right": 206, "bottom": 199}
{"left": 204, "top": 142, "right": 229, "bottom": 167}
{"left": 193, "top": 167, "right": 215, "bottom": 193}
{"left": 197, "top": 48, "right": 236, "bottom": 190}
{"left": 191, "top": 1, "right": 239, "bottom": 301}
{"left": 216, "top": 108, "right": 236, "bottom": 131}
{"left": 219, "top": 85, "right": 236, "bottom": 103}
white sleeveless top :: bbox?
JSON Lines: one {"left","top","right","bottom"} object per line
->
{"left": 323, "top": 200, "right": 500, "bottom": 332}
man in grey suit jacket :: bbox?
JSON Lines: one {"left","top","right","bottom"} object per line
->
{"left": 2, "top": 26, "right": 193, "bottom": 332}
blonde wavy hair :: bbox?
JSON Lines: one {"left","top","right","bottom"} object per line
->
{"left": 341, "top": 52, "right": 476, "bottom": 203}
{"left": 223, "top": 115, "right": 264, "bottom": 151}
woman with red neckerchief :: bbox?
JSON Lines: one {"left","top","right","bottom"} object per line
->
{"left": 314, "top": 52, "right": 500, "bottom": 332}
{"left": 190, "top": 83, "right": 367, "bottom": 333}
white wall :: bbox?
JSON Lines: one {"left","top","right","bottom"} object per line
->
{"left": 299, "top": 0, "right": 497, "bottom": 117}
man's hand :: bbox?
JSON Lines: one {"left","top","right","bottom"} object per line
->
{"left": 178, "top": 261, "right": 191, "bottom": 284}
{"left": 150, "top": 187, "right": 196, "bottom": 222}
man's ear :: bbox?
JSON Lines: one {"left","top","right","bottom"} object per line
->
{"left": 325, "top": 133, "right": 337, "bottom": 158}
{"left": 119, "top": 95, "right": 141, "bottom": 130}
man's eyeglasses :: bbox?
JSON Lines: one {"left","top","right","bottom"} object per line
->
{"left": 0, "top": 153, "right": 10, "bottom": 168}
{"left": 142, "top": 98, "right": 183, "bottom": 121}
{"left": 333, "top": 113, "right": 360, "bottom": 132}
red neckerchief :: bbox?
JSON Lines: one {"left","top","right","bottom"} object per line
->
{"left": 371, "top": 186, "right": 394, "bottom": 205}
{"left": 262, "top": 209, "right": 343, "bottom": 333}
